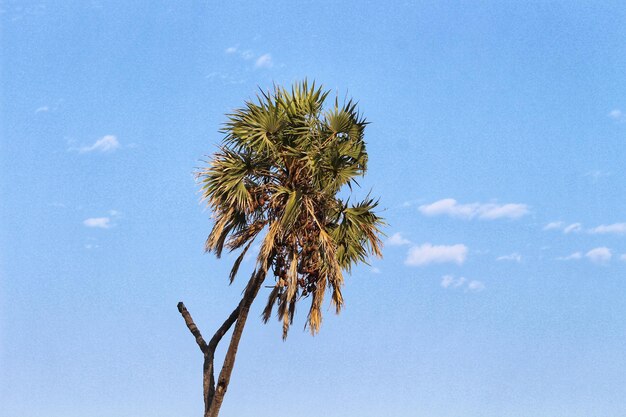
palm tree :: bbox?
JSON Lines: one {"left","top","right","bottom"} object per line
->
{"left": 177, "top": 80, "right": 384, "bottom": 417}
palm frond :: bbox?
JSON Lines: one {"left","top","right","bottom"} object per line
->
{"left": 228, "top": 238, "right": 256, "bottom": 284}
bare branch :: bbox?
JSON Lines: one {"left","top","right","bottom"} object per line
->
{"left": 208, "top": 306, "right": 241, "bottom": 352}
{"left": 177, "top": 302, "right": 208, "bottom": 354}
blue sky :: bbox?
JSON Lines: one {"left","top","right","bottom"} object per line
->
{"left": 2, "top": 1, "right": 626, "bottom": 416}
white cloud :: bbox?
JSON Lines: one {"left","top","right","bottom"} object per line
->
{"left": 224, "top": 46, "right": 252, "bottom": 58}
{"left": 609, "top": 109, "right": 623, "bottom": 120}
{"left": 418, "top": 198, "right": 529, "bottom": 220}
{"left": 255, "top": 53, "right": 273, "bottom": 68}
{"left": 405, "top": 243, "right": 468, "bottom": 266}
{"left": 440, "top": 275, "right": 484, "bottom": 292}
{"left": 585, "top": 247, "right": 612, "bottom": 264}
{"left": 497, "top": 253, "right": 522, "bottom": 262}
{"left": 225, "top": 47, "right": 274, "bottom": 69}
{"left": 83, "top": 217, "right": 111, "bottom": 229}
{"left": 34, "top": 99, "right": 63, "bottom": 114}
{"left": 543, "top": 221, "right": 583, "bottom": 234}
{"left": 544, "top": 221, "right": 564, "bottom": 231}
{"left": 467, "top": 280, "right": 485, "bottom": 292}
{"left": 557, "top": 252, "right": 582, "bottom": 261}
{"left": 588, "top": 223, "right": 626, "bottom": 235}
{"left": 78, "top": 135, "right": 120, "bottom": 153}
{"left": 205, "top": 72, "right": 245, "bottom": 85}
{"left": 563, "top": 223, "right": 582, "bottom": 234}
{"left": 620, "top": 254, "right": 626, "bottom": 262}
{"left": 480, "top": 203, "right": 529, "bottom": 219}
{"left": 441, "top": 275, "right": 466, "bottom": 288}
{"left": 387, "top": 232, "right": 411, "bottom": 246}
{"left": 371, "top": 267, "right": 381, "bottom": 274}
{"left": 419, "top": 199, "right": 472, "bottom": 218}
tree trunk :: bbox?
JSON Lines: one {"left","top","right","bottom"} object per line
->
{"left": 202, "top": 355, "right": 214, "bottom": 416}
{"left": 178, "top": 302, "right": 239, "bottom": 417}
{"left": 204, "top": 305, "right": 241, "bottom": 411}
{"left": 207, "top": 268, "right": 267, "bottom": 417}
{"left": 179, "top": 263, "right": 269, "bottom": 417}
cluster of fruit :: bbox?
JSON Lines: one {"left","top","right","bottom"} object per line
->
{"left": 251, "top": 187, "right": 270, "bottom": 211}
{"left": 271, "top": 222, "right": 321, "bottom": 298}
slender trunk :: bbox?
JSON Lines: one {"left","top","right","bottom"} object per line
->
{"left": 179, "top": 262, "right": 269, "bottom": 417}
{"left": 205, "top": 306, "right": 241, "bottom": 409}
{"left": 207, "top": 268, "right": 267, "bottom": 417}
{"left": 202, "top": 355, "right": 213, "bottom": 416}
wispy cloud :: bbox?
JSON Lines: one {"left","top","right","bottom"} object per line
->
{"left": 588, "top": 223, "right": 626, "bottom": 235}
{"left": 557, "top": 252, "right": 582, "bottom": 261}
{"left": 585, "top": 247, "right": 612, "bottom": 264}
{"left": 255, "top": 53, "right": 273, "bottom": 68}
{"left": 563, "top": 223, "right": 583, "bottom": 234}
{"left": 205, "top": 72, "right": 245, "bottom": 85}
{"left": 225, "top": 46, "right": 253, "bottom": 59}
{"left": 225, "top": 46, "right": 274, "bottom": 70}
{"left": 371, "top": 267, "right": 381, "bottom": 274}
{"left": 83, "top": 217, "right": 112, "bottom": 229}
{"left": 397, "top": 199, "right": 422, "bottom": 208}
{"left": 467, "top": 280, "right": 486, "bottom": 292}
{"left": 72, "top": 135, "right": 120, "bottom": 153}
{"left": 543, "top": 221, "right": 583, "bottom": 234}
{"left": 441, "top": 275, "right": 484, "bottom": 292}
{"left": 545, "top": 221, "right": 626, "bottom": 235}
{"left": 608, "top": 109, "right": 624, "bottom": 122}
{"left": 224, "top": 46, "right": 254, "bottom": 61}
{"left": 387, "top": 232, "right": 411, "bottom": 246}
{"left": 620, "top": 254, "right": 626, "bottom": 262}
{"left": 543, "top": 221, "right": 564, "bottom": 231}
{"left": 83, "top": 210, "right": 120, "bottom": 229}
{"left": 556, "top": 249, "right": 612, "bottom": 264}
{"left": 34, "top": 99, "right": 63, "bottom": 114}
{"left": 441, "top": 275, "right": 466, "bottom": 288}
{"left": 405, "top": 243, "right": 468, "bottom": 266}
{"left": 497, "top": 253, "right": 522, "bottom": 262}
{"left": 418, "top": 198, "right": 529, "bottom": 220}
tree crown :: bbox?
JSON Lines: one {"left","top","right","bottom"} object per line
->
{"left": 198, "top": 80, "right": 384, "bottom": 338}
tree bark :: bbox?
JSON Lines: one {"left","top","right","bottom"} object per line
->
{"left": 207, "top": 267, "right": 267, "bottom": 417}
{"left": 178, "top": 302, "right": 208, "bottom": 353}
